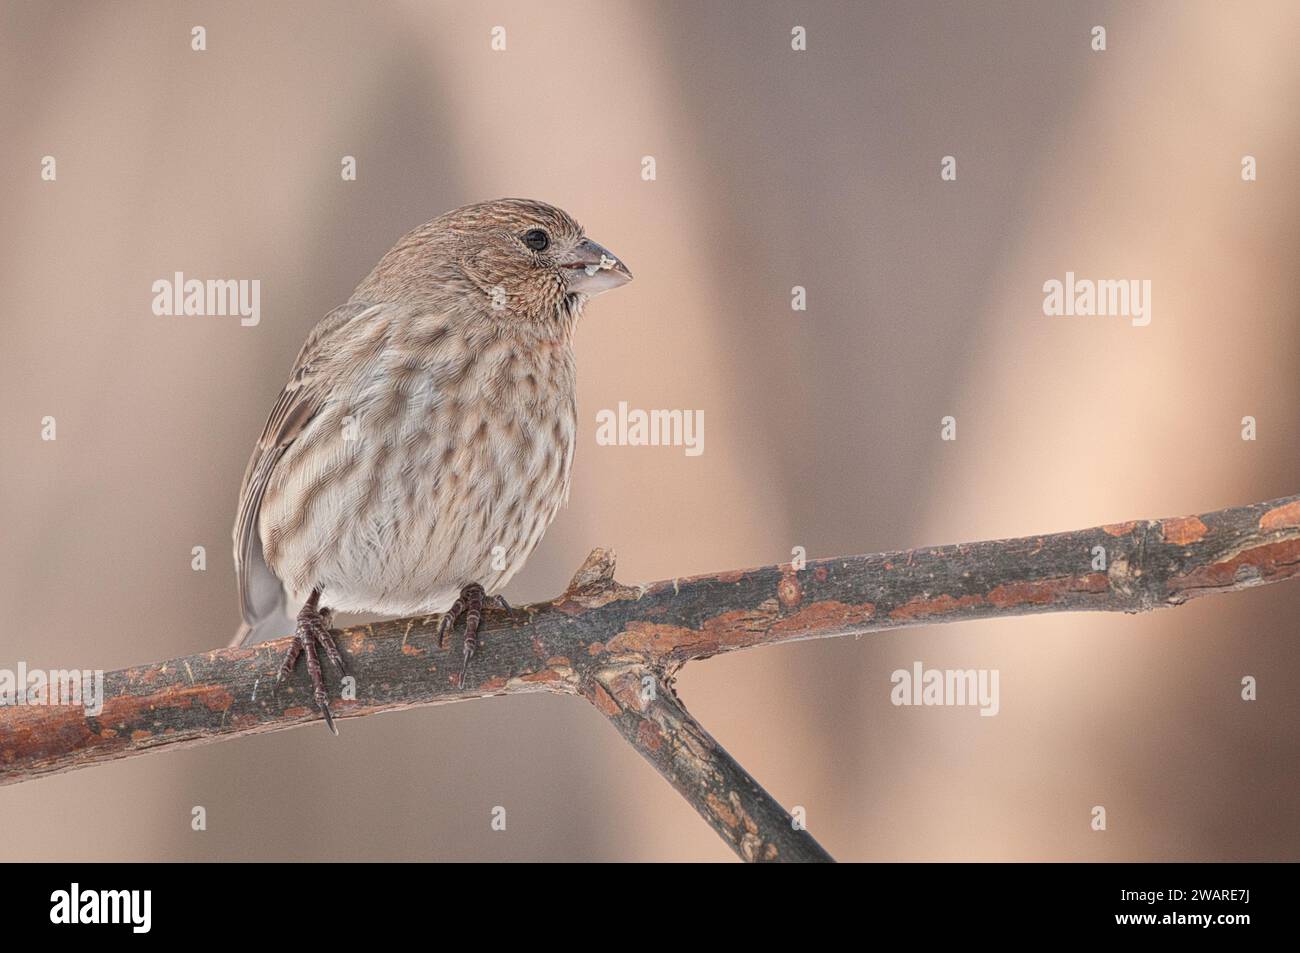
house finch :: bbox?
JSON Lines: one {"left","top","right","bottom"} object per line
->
{"left": 231, "top": 198, "right": 632, "bottom": 732}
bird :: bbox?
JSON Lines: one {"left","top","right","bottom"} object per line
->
{"left": 230, "top": 198, "right": 632, "bottom": 732}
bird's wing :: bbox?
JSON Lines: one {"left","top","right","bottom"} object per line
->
{"left": 230, "top": 301, "right": 377, "bottom": 646}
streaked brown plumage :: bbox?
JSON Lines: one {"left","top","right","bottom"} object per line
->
{"left": 231, "top": 198, "right": 632, "bottom": 729}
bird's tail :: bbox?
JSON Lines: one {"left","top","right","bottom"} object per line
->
{"left": 229, "top": 606, "right": 293, "bottom": 648}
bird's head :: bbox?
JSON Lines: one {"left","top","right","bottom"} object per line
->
{"left": 355, "top": 198, "right": 632, "bottom": 329}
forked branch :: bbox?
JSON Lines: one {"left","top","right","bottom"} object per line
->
{"left": 2, "top": 493, "right": 1298, "bottom": 862}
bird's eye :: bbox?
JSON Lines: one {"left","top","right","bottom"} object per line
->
{"left": 523, "top": 228, "right": 550, "bottom": 252}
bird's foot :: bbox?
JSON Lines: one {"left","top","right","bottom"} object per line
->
{"left": 437, "top": 583, "right": 491, "bottom": 687}
{"left": 278, "top": 601, "right": 347, "bottom": 735}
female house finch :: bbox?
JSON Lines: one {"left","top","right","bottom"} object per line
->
{"left": 231, "top": 199, "right": 632, "bottom": 731}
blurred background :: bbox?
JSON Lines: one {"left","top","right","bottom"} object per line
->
{"left": 2, "top": 0, "right": 1297, "bottom": 861}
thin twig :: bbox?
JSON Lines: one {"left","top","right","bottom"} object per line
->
{"left": 1, "top": 493, "right": 1297, "bottom": 862}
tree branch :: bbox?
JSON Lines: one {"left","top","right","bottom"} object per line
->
{"left": 582, "top": 665, "right": 834, "bottom": 862}
{"left": 2, "top": 493, "right": 1298, "bottom": 862}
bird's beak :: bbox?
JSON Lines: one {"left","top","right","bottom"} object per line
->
{"left": 561, "top": 237, "right": 633, "bottom": 297}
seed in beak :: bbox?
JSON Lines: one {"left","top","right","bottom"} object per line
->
{"left": 586, "top": 254, "right": 620, "bottom": 277}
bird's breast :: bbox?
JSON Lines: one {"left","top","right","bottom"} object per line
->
{"left": 290, "top": 333, "right": 578, "bottom": 614}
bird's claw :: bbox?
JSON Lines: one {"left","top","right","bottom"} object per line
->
{"left": 459, "top": 637, "right": 476, "bottom": 688}
{"left": 278, "top": 601, "right": 347, "bottom": 735}
{"left": 438, "top": 583, "right": 489, "bottom": 687}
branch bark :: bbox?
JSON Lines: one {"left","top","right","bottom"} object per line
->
{"left": 582, "top": 665, "right": 834, "bottom": 862}
{"left": 2, "top": 493, "right": 1298, "bottom": 862}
